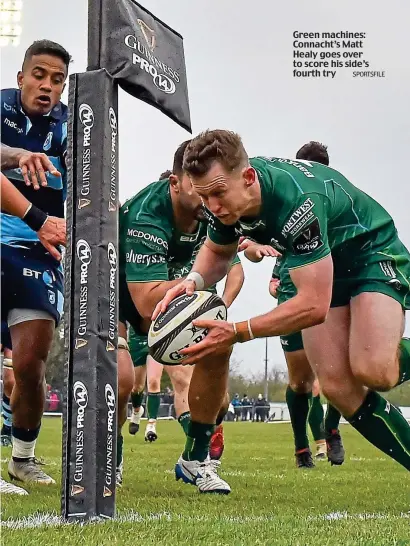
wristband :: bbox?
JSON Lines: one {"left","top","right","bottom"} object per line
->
{"left": 234, "top": 319, "right": 255, "bottom": 343}
{"left": 22, "top": 203, "right": 48, "bottom": 232}
{"left": 186, "top": 271, "right": 205, "bottom": 290}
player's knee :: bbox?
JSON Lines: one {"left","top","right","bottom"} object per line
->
{"left": 352, "top": 362, "right": 397, "bottom": 392}
{"left": 171, "top": 373, "right": 190, "bottom": 395}
{"left": 13, "top": 353, "right": 46, "bottom": 387}
{"left": 288, "top": 367, "right": 315, "bottom": 393}
{"left": 148, "top": 379, "right": 161, "bottom": 392}
{"left": 320, "top": 380, "right": 347, "bottom": 406}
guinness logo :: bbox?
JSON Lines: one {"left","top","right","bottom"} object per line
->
{"left": 137, "top": 19, "right": 156, "bottom": 51}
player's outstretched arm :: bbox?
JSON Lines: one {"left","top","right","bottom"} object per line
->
{"left": 1, "top": 173, "right": 66, "bottom": 260}
{"left": 178, "top": 255, "right": 333, "bottom": 365}
{"left": 222, "top": 262, "right": 244, "bottom": 308}
{"left": 1, "top": 145, "right": 60, "bottom": 189}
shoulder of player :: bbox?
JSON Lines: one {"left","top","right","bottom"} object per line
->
{"left": 120, "top": 181, "right": 172, "bottom": 226}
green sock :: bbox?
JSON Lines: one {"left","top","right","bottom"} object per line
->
{"left": 147, "top": 392, "right": 161, "bottom": 420}
{"left": 116, "top": 433, "right": 124, "bottom": 469}
{"left": 324, "top": 403, "right": 342, "bottom": 433}
{"left": 397, "top": 338, "right": 410, "bottom": 386}
{"left": 308, "top": 395, "right": 325, "bottom": 441}
{"left": 286, "top": 386, "right": 311, "bottom": 452}
{"left": 178, "top": 411, "right": 191, "bottom": 437}
{"left": 347, "top": 391, "right": 410, "bottom": 470}
{"left": 183, "top": 421, "right": 215, "bottom": 462}
{"left": 131, "top": 390, "right": 144, "bottom": 410}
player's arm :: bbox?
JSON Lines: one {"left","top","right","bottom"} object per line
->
{"left": 248, "top": 255, "right": 333, "bottom": 338}
{"left": 221, "top": 258, "right": 244, "bottom": 308}
{"left": 239, "top": 193, "right": 333, "bottom": 338}
{"left": 1, "top": 144, "right": 60, "bottom": 189}
{"left": 0, "top": 173, "right": 66, "bottom": 260}
{"left": 129, "top": 278, "right": 188, "bottom": 322}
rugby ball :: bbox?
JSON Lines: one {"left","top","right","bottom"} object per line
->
{"left": 148, "top": 291, "right": 227, "bottom": 365}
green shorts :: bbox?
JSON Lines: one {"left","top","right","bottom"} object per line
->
{"left": 331, "top": 240, "right": 410, "bottom": 309}
{"left": 277, "top": 277, "right": 304, "bottom": 353}
{"left": 118, "top": 274, "right": 144, "bottom": 334}
{"left": 128, "top": 328, "right": 149, "bottom": 367}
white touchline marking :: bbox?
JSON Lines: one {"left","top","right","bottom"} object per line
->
{"left": 3, "top": 511, "right": 409, "bottom": 530}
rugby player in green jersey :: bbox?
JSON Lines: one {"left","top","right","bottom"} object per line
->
{"left": 156, "top": 130, "right": 410, "bottom": 476}
{"left": 117, "top": 141, "right": 244, "bottom": 493}
{"left": 128, "top": 169, "right": 244, "bottom": 456}
{"left": 242, "top": 142, "right": 343, "bottom": 468}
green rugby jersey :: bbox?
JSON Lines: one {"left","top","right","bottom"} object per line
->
{"left": 119, "top": 179, "right": 240, "bottom": 288}
{"left": 208, "top": 157, "right": 401, "bottom": 271}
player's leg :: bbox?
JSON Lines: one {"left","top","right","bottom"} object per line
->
{"left": 166, "top": 363, "right": 193, "bottom": 438}
{"left": 175, "top": 350, "right": 231, "bottom": 494}
{"left": 116, "top": 322, "right": 134, "bottom": 485}
{"left": 346, "top": 291, "right": 410, "bottom": 469}
{"left": 128, "top": 329, "right": 147, "bottom": 435}
{"left": 283, "top": 334, "right": 316, "bottom": 469}
{"left": 209, "top": 392, "right": 230, "bottom": 461}
{"left": 304, "top": 302, "right": 410, "bottom": 470}
{"left": 145, "top": 356, "right": 164, "bottom": 442}
{"left": 1, "top": 340, "right": 14, "bottom": 446}
{"left": 308, "top": 378, "right": 327, "bottom": 460}
{"left": 8, "top": 316, "right": 56, "bottom": 484}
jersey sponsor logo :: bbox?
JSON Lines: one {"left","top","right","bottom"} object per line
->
{"left": 23, "top": 267, "right": 41, "bottom": 279}
{"left": 292, "top": 218, "right": 323, "bottom": 255}
{"left": 126, "top": 229, "right": 168, "bottom": 250}
{"left": 281, "top": 198, "right": 315, "bottom": 237}
{"left": 126, "top": 249, "right": 166, "bottom": 267}
{"left": 276, "top": 158, "right": 315, "bottom": 178}
{"left": 4, "top": 117, "right": 23, "bottom": 134}
{"left": 3, "top": 102, "right": 17, "bottom": 114}
{"left": 179, "top": 232, "right": 200, "bottom": 243}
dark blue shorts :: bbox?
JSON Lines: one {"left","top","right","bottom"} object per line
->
{"left": 1, "top": 243, "right": 64, "bottom": 325}
{"left": 1, "top": 321, "right": 12, "bottom": 350}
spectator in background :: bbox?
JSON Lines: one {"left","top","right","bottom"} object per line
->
{"left": 241, "top": 394, "right": 251, "bottom": 421}
{"left": 48, "top": 390, "right": 59, "bottom": 412}
{"left": 254, "top": 394, "right": 268, "bottom": 422}
{"left": 231, "top": 393, "right": 241, "bottom": 421}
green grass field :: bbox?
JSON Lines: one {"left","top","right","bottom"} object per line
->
{"left": 1, "top": 419, "right": 409, "bottom": 545}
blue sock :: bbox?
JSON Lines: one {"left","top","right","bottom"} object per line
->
{"left": 2, "top": 393, "right": 12, "bottom": 433}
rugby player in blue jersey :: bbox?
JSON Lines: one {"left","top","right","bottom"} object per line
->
{"left": 1, "top": 40, "right": 70, "bottom": 485}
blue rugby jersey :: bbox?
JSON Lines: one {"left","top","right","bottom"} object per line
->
{"left": 1, "top": 88, "right": 68, "bottom": 247}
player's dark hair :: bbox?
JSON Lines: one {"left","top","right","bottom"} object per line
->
{"left": 158, "top": 169, "right": 172, "bottom": 180}
{"left": 183, "top": 130, "right": 248, "bottom": 177}
{"left": 23, "top": 40, "right": 72, "bottom": 72}
{"left": 172, "top": 139, "right": 191, "bottom": 176}
{"left": 296, "top": 141, "right": 329, "bottom": 166}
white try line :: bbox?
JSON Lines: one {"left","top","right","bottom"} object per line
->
{"left": 2, "top": 510, "right": 409, "bottom": 530}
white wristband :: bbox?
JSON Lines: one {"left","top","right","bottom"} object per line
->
{"left": 186, "top": 271, "right": 205, "bottom": 291}
{"left": 247, "top": 319, "right": 255, "bottom": 340}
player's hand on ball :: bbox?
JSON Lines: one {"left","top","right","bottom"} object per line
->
{"left": 178, "top": 319, "right": 236, "bottom": 364}
{"left": 152, "top": 279, "right": 196, "bottom": 320}
{"left": 18, "top": 150, "right": 61, "bottom": 190}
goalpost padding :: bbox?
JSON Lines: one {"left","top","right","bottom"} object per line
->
{"left": 62, "top": 69, "right": 119, "bottom": 521}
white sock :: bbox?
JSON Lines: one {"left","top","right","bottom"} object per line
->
{"left": 12, "top": 437, "right": 36, "bottom": 459}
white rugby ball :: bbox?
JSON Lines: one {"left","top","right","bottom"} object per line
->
{"left": 148, "top": 291, "right": 227, "bottom": 365}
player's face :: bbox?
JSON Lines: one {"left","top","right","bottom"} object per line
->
{"left": 18, "top": 54, "right": 67, "bottom": 116}
{"left": 178, "top": 173, "right": 206, "bottom": 221}
{"left": 191, "top": 161, "right": 256, "bottom": 225}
